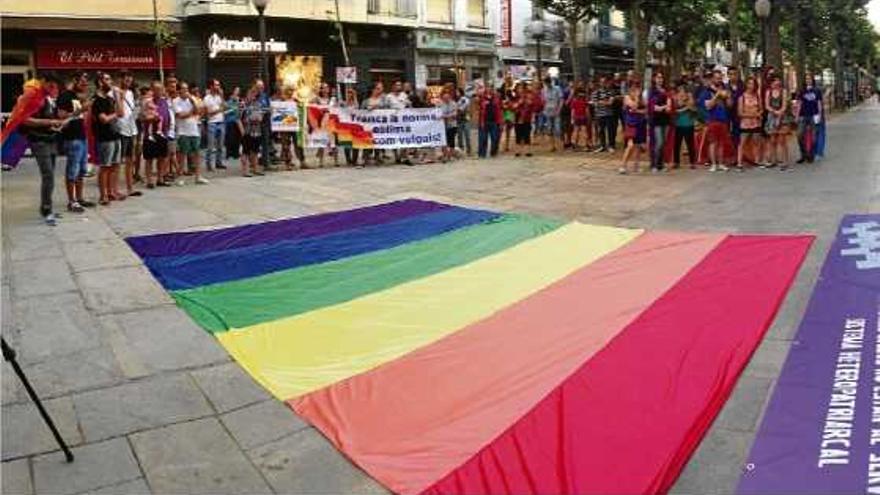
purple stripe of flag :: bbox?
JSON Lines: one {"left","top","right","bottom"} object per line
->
{"left": 126, "top": 199, "right": 453, "bottom": 258}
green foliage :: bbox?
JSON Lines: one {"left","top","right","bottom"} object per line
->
{"left": 152, "top": 21, "right": 177, "bottom": 49}
{"left": 533, "top": 0, "right": 606, "bottom": 21}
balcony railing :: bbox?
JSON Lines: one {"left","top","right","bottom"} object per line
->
{"left": 367, "top": 0, "right": 417, "bottom": 18}
{"left": 585, "top": 23, "right": 634, "bottom": 48}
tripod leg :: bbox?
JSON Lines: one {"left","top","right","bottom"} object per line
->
{"left": 2, "top": 338, "right": 74, "bottom": 462}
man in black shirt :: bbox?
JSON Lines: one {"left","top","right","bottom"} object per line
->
{"left": 57, "top": 72, "right": 95, "bottom": 212}
{"left": 92, "top": 72, "right": 123, "bottom": 205}
{"left": 22, "top": 72, "right": 64, "bottom": 225}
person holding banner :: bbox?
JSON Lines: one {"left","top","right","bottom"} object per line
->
{"left": 313, "top": 82, "right": 338, "bottom": 167}
{"left": 362, "top": 82, "right": 389, "bottom": 166}
{"left": 386, "top": 81, "right": 413, "bottom": 165}
{"left": 478, "top": 87, "right": 503, "bottom": 158}
{"left": 338, "top": 87, "right": 361, "bottom": 166}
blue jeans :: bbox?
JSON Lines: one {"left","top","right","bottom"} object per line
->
{"left": 206, "top": 122, "right": 225, "bottom": 167}
{"left": 478, "top": 123, "right": 500, "bottom": 158}
{"left": 64, "top": 139, "right": 88, "bottom": 181}
{"left": 544, "top": 114, "right": 561, "bottom": 137}
{"left": 652, "top": 125, "right": 668, "bottom": 169}
{"left": 457, "top": 122, "right": 472, "bottom": 154}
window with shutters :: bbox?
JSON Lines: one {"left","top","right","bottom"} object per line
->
{"left": 426, "top": 0, "right": 452, "bottom": 23}
{"left": 467, "top": 0, "right": 486, "bottom": 28}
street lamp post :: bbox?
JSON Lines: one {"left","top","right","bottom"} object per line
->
{"left": 529, "top": 19, "right": 546, "bottom": 81}
{"left": 252, "top": 0, "right": 270, "bottom": 168}
{"left": 831, "top": 48, "right": 842, "bottom": 108}
{"left": 253, "top": 0, "right": 269, "bottom": 86}
{"left": 755, "top": 0, "right": 771, "bottom": 72}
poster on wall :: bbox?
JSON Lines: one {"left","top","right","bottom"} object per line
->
{"left": 308, "top": 107, "right": 444, "bottom": 149}
{"left": 276, "top": 55, "right": 322, "bottom": 101}
{"left": 415, "top": 65, "right": 428, "bottom": 91}
{"left": 270, "top": 101, "right": 300, "bottom": 132}
{"left": 336, "top": 66, "right": 357, "bottom": 84}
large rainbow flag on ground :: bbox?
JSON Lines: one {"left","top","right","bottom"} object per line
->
{"left": 127, "top": 199, "right": 814, "bottom": 494}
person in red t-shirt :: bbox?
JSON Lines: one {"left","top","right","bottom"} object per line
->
{"left": 514, "top": 90, "right": 535, "bottom": 157}
{"left": 569, "top": 86, "right": 590, "bottom": 149}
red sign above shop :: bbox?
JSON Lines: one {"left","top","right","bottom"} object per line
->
{"left": 36, "top": 43, "right": 176, "bottom": 70}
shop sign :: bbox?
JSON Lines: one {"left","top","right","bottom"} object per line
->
{"left": 499, "top": 0, "right": 511, "bottom": 47}
{"left": 461, "top": 34, "right": 495, "bottom": 53}
{"left": 36, "top": 43, "right": 176, "bottom": 70}
{"left": 207, "top": 33, "right": 288, "bottom": 59}
{"left": 416, "top": 31, "right": 495, "bottom": 54}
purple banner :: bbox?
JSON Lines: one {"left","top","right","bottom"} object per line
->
{"left": 739, "top": 214, "right": 880, "bottom": 494}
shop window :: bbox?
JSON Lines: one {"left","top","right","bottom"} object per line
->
{"left": 467, "top": 0, "right": 486, "bottom": 28}
{"left": 427, "top": 0, "right": 452, "bottom": 24}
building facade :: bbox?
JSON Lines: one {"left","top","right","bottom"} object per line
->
{"left": 1, "top": 0, "right": 180, "bottom": 113}
{"left": 494, "top": 0, "right": 633, "bottom": 82}
{"left": 177, "top": 0, "right": 499, "bottom": 97}
{"left": 2, "top": 0, "right": 500, "bottom": 110}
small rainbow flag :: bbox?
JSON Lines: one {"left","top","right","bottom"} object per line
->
{"left": 127, "top": 199, "right": 813, "bottom": 494}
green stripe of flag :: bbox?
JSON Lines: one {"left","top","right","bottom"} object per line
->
{"left": 172, "top": 213, "right": 563, "bottom": 333}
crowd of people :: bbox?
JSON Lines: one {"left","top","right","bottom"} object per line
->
{"left": 485, "top": 66, "right": 826, "bottom": 175}
{"left": 7, "top": 64, "right": 829, "bottom": 226}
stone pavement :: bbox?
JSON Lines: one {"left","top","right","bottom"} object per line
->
{"left": 2, "top": 103, "right": 879, "bottom": 494}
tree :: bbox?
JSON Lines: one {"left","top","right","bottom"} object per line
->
{"left": 729, "top": 0, "right": 741, "bottom": 69}
{"left": 534, "top": 0, "right": 605, "bottom": 80}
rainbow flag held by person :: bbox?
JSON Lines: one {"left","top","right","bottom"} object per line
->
{"left": 127, "top": 199, "right": 813, "bottom": 494}
{"left": 1, "top": 79, "right": 47, "bottom": 168}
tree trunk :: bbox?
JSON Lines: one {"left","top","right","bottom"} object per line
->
{"left": 631, "top": 3, "right": 649, "bottom": 75}
{"left": 670, "top": 47, "right": 686, "bottom": 80}
{"left": 152, "top": 0, "right": 164, "bottom": 83}
{"left": 729, "top": 0, "right": 741, "bottom": 70}
{"left": 765, "top": 7, "right": 783, "bottom": 69}
{"left": 568, "top": 20, "right": 582, "bottom": 80}
{"left": 793, "top": 7, "right": 806, "bottom": 91}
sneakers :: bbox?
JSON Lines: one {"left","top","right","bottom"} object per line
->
{"left": 67, "top": 202, "right": 85, "bottom": 213}
{"left": 717, "top": 164, "right": 729, "bottom": 172}
{"left": 618, "top": 167, "right": 628, "bottom": 175}
{"left": 195, "top": 177, "right": 210, "bottom": 185}
{"left": 709, "top": 164, "right": 718, "bottom": 172}
{"left": 176, "top": 179, "right": 186, "bottom": 187}
{"left": 43, "top": 213, "right": 58, "bottom": 226}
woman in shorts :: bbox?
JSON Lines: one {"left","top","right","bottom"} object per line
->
{"left": 241, "top": 87, "right": 267, "bottom": 177}
{"left": 620, "top": 83, "right": 647, "bottom": 175}
{"left": 764, "top": 78, "right": 791, "bottom": 170}
{"left": 736, "top": 77, "right": 763, "bottom": 170}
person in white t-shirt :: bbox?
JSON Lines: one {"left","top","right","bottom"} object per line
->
{"left": 203, "top": 79, "right": 227, "bottom": 171}
{"left": 172, "top": 81, "right": 209, "bottom": 185}
{"left": 386, "top": 81, "right": 413, "bottom": 165}
{"left": 117, "top": 71, "right": 143, "bottom": 198}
